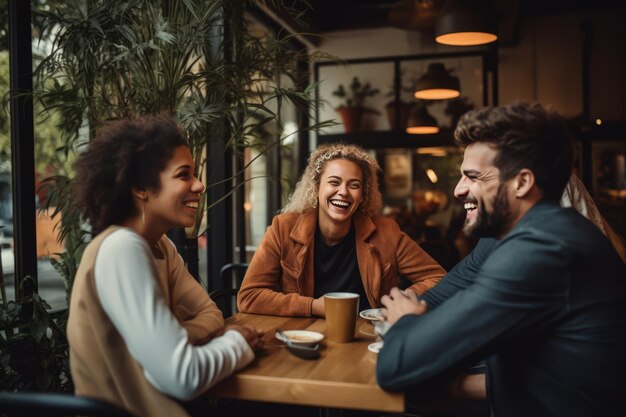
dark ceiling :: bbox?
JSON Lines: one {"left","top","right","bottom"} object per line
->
{"left": 283, "top": 0, "right": 624, "bottom": 42}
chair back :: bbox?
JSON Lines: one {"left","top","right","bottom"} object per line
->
{"left": 210, "top": 263, "right": 249, "bottom": 318}
{"left": 0, "top": 391, "right": 134, "bottom": 417}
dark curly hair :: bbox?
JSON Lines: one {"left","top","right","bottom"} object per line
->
{"left": 455, "top": 101, "right": 574, "bottom": 201}
{"left": 72, "top": 115, "right": 189, "bottom": 234}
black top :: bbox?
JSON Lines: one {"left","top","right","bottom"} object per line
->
{"left": 377, "top": 201, "right": 626, "bottom": 417}
{"left": 313, "top": 223, "right": 370, "bottom": 311}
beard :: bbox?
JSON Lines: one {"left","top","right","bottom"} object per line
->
{"left": 464, "top": 182, "right": 512, "bottom": 239}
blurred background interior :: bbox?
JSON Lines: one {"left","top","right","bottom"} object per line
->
{"left": 1, "top": 0, "right": 625, "bottom": 311}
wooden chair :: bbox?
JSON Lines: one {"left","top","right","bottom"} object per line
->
{"left": 0, "top": 391, "right": 134, "bottom": 417}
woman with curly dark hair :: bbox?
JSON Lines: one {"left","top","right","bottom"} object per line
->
{"left": 237, "top": 143, "right": 445, "bottom": 317}
{"left": 67, "top": 115, "right": 262, "bottom": 417}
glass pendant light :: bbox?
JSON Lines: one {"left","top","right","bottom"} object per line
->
{"left": 406, "top": 105, "right": 440, "bottom": 134}
{"left": 435, "top": 0, "right": 497, "bottom": 46}
{"left": 414, "top": 63, "right": 460, "bottom": 100}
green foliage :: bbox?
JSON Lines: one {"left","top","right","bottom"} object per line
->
{"left": 0, "top": 277, "right": 72, "bottom": 392}
{"left": 0, "top": 0, "right": 70, "bottom": 52}
{"left": 0, "top": 51, "right": 73, "bottom": 176}
{"left": 2, "top": 0, "right": 334, "bottom": 395}
{"left": 30, "top": 0, "right": 334, "bottom": 295}
{"left": 332, "top": 76, "right": 380, "bottom": 113}
{"left": 37, "top": 174, "right": 87, "bottom": 300}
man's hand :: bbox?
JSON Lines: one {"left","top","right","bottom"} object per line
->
{"left": 449, "top": 373, "right": 487, "bottom": 400}
{"left": 225, "top": 324, "right": 265, "bottom": 352}
{"left": 380, "top": 287, "right": 428, "bottom": 325}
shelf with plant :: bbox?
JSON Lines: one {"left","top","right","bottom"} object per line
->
{"left": 383, "top": 79, "right": 416, "bottom": 131}
{"left": 332, "top": 76, "right": 380, "bottom": 132}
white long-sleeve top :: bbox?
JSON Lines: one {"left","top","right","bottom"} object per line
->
{"left": 94, "top": 228, "right": 254, "bottom": 400}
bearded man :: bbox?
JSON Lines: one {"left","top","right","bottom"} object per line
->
{"left": 377, "top": 101, "right": 626, "bottom": 417}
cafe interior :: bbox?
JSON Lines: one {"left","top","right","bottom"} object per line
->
{"left": 1, "top": 0, "right": 625, "bottom": 415}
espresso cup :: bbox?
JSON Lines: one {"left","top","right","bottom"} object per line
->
{"left": 324, "top": 292, "right": 359, "bottom": 343}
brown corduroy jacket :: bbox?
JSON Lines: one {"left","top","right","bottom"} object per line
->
{"left": 237, "top": 210, "right": 445, "bottom": 316}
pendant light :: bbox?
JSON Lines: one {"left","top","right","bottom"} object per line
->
{"left": 435, "top": 0, "right": 497, "bottom": 46}
{"left": 406, "top": 105, "right": 440, "bottom": 134}
{"left": 414, "top": 63, "right": 460, "bottom": 100}
{"left": 388, "top": 0, "right": 440, "bottom": 31}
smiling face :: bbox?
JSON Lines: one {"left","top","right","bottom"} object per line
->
{"left": 454, "top": 142, "right": 513, "bottom": 239}
{"left": 317, "top": 159, "right": 364, "bottom": 228}
{"left": 143, "top": 145, "right": 204, "bottom": 233}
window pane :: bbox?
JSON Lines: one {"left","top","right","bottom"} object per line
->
{"left": 0, "top": 4, "right": 15, "bottom": 303}
{"left": 32, "top": 1, "right": 70, "bottom": 310}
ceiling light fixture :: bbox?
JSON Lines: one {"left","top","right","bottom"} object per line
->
{"left": 388, "top": 0, "right": 441, "bottom": 31}
{"left": 414, "top": 63, "right": 460, "bottom": 100}
{"left": 406, "top": 105, "right": 440, "bottom": 134}
{"left": 416, "top": 147, "right": 448, "bottom": 156}
{"left": 426, "top": 168, "right": 439, "bottom": 183}
{"left": 435, "top": 0, "right": 497, "bottom": 46}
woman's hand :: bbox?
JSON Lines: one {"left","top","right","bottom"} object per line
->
{"left": 380, "top": 287, "right": 427, "bottom": 325}
{"left": 225, "top": 324, "right": 265, "bottom": 352}
{"left": 312, "top": 297, "right": 325, "bottom": 317}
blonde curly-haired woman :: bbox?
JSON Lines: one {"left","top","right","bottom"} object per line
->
{"left": 237, "top": 143, "right": 445, "bottom": 317}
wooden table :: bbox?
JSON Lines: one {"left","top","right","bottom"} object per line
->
{"left": 208, "top": 313, "right": 405, "bottom": 413}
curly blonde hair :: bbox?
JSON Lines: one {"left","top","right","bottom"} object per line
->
{"left": 283, "top": 143, "right": 382, "bottom": 216}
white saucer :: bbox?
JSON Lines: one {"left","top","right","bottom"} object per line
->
{"left": 368, "top": 341, "right": 384, "bottom": 354}
{"left": 275, "top": 330, "right": 324, "bottom": 346}
{"left": 360, "top": 308, "right": 383, "bottom": 322}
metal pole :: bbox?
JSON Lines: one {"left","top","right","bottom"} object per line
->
{"left": 8, "top": 0, "right": 38, "bottom": 299}
{"left": 206, "top": 4, "right": 233, "bottom": 294}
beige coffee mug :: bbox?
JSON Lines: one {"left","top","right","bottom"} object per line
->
{"left": 324, "top": 292, "right": 359, "bottom": 343}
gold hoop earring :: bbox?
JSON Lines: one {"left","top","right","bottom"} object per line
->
{"left": 141, "top": 200, "right": 146, "bottom": 225}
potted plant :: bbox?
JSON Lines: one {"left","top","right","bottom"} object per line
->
{"left": 384, "top": 80, "right": 414, "bottom": 131}
{"left": 444, "top": 96, "right": 475, "bottom": 128}
{"left": 0, "top": 276, "right": 72, "bottom": 392}
{"left": 332, "top": 76, "right": 380, "bottom": 133}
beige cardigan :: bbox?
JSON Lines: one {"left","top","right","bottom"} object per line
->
{"left": 67, "top": 227, "right": 222, "bottom": 417}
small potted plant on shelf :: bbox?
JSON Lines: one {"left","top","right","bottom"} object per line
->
{"left": 384, "top": 82, "right": 414, "bottom": 131}
{"left": 332, "top": 76, "right": 380, "bottom": 133}
{"left": 444, "top": 96, "right": 475, "bottom": 128}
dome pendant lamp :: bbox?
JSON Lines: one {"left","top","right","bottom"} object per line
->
{"left": 414, "top": 63, "right": 460, "bottom": 100}
{"left": 406, "top": 105, "right": 440, "bottom": 134}
{"left": 435, "top": 0, "right": 497, "bottom": 46}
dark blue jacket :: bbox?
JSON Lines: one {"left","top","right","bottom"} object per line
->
{"left": 377, "top": 201, "right": 626, "bottom": 417}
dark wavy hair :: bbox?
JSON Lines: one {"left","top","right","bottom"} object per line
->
{"left": 454, "top": 101, "right": 574, "bottom": 201}
{"left": 72, "top": 115, "right": 189, "bottom": 234}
